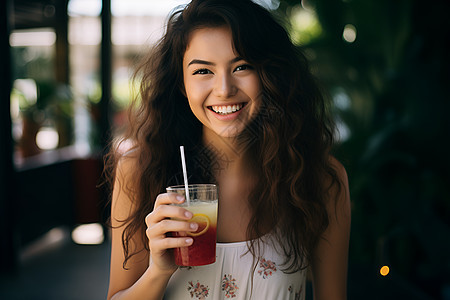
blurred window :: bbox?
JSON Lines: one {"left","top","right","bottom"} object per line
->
{"left": 68, "top": 0, "right": 102, "bottom": 153}
{"left": 109, "top": 0, "right": 189, "bottom": 134}
{"left": 11, "top": 0, "right": 192, "bottom": 164}
{"left": 10, "top": 27, "right": 65, "bottom": 161}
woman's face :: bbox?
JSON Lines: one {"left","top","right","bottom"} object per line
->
{"left": 182, "top": 26, "right": 262, "bottom": 140}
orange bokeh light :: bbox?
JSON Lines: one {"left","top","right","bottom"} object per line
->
{"left": 380, "top": 265, "right": 390, "bottom": 276}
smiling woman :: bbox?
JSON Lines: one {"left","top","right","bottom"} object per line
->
{"left": 105, "top": 1, "right": 350, "bottom": 299}
{"left": 183, "top": 27, "right": 262, "bottom": 139}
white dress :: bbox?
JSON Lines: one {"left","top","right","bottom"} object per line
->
{"left": 164, "top": 237, "right": 306, "bottom": 300}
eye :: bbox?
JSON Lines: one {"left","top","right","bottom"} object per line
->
{"left": 234, "top": 64, "right": 254, "bottom": 72}
{"left": 193, "top": 68, "right": 213, "bottom": 75}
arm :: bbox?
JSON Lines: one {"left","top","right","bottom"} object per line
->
{"left": 311, "top": 159, "right": 351, "bottom": 300}
{"left": 107, "top": 158, "right": 196, "bottom": 300}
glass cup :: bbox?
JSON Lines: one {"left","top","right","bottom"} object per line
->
{"left": 166, "top": 184, "right": 218, "bottom": 266}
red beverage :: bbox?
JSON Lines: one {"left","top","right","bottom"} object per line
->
{"left": 173, "top": 220, "right": 217, "bottom": 266}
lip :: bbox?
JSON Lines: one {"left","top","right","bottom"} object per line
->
{"left": 207, "top": 102, "right": 248, "bottom": 121}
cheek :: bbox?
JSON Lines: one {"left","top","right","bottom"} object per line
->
{"left": 243, "top": 73, "right": 261, "bottom": 92}
{"left": 247, "top": 77, "right": 263, "bottom": 100}
{"left": 247, "top": 78, "right": 263, "bottom": 116}
{"left": 185, "top": 80, "right": 210, "bottom": 104}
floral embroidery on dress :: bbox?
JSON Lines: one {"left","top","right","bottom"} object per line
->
{"left": 221, "top": 274, "right": 239, "bottom": 298}
{"left": 187, "top": 281, "right": 209, "bottom": 299}
{"left": 257, "top": 258, "right": 277, "bottom": 279}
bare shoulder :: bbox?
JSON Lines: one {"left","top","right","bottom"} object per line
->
{"left": 111, "top": 151, "right": 140, "bottom": 222}
{"left": 329, "top": 156, "right": 348, "bottom": 185}
{"left": 113, "top": 139, "right": 138, "bottom": 186}
{"left": 326, "top": 156, "right": 351, "bottom": 222}
{"left": 115, "top": 151, "right": 138, "bottom": 184}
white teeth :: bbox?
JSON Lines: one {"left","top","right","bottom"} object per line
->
{"left": 210, "top": 104, "right": 244, "bottom": 115}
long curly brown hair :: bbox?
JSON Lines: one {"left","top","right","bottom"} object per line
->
{"left": 107, "top": 0, "right": 342, "bottom": 273}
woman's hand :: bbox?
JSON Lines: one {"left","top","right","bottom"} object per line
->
{"left": 144, "top": 193, "right": 198, "bottom": 274}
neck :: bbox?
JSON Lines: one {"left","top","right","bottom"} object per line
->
{"left": 201, "top": 128, "right": 248, "bottom": 179}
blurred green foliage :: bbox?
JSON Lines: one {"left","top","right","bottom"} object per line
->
{"left": 11, "top": 46, "right": 74, "bottom": 148}
{"left": 279, "top": 0, "right": 450, "bottom": 297}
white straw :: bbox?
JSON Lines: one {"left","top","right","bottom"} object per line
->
{"left": 180, "top": 146, "right": 190, "bottom": 205}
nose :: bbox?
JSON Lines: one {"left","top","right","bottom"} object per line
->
{"left": 213, "top": 73, "right": 237, "bottom": 98}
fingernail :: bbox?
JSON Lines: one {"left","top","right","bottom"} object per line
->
{"left": 176, "top": 195, "right": 184, "bottom": 202}
{"left": 186, "top": 238, "right": 193, "bottom": 244}
{"left": 190, "top": 222, "right": 198, "bottom": 230}
{"left": 185, "top": 211, "right": 193, "bottom": 218}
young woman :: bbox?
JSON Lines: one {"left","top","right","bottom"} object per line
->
{"left": 106, "top": 0, "right": 351, "bottom": 299}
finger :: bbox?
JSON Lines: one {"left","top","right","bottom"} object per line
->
{"left": 145, "top": 205, "right": 193, "bottom": 227}
{"left": 147, "top": 219, "right": 198, "bottom": 239}
{"left": 154, "top": 192, "right": 185, "bottom": 207}
{"left": 150, "top": 236, "right": 194, "bottom": 250}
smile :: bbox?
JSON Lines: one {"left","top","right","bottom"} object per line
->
{"left": 208, "top": 103, "right": 246, "bottom": 115}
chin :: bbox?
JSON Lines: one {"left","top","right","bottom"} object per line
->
{"left": 217, "top": 124, "right": 247, "bottom": 139}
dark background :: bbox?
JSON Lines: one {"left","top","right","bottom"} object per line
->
{"left": 289, "top": 0, "right": 450, "bottom": 299}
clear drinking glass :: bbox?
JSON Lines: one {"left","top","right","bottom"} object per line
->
{"left": 167, "top": 184, "right": 218, "bottom": 266}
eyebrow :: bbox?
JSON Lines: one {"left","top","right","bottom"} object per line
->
{"left": 187, "top": 57, "right": 244, "bottom": 67}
